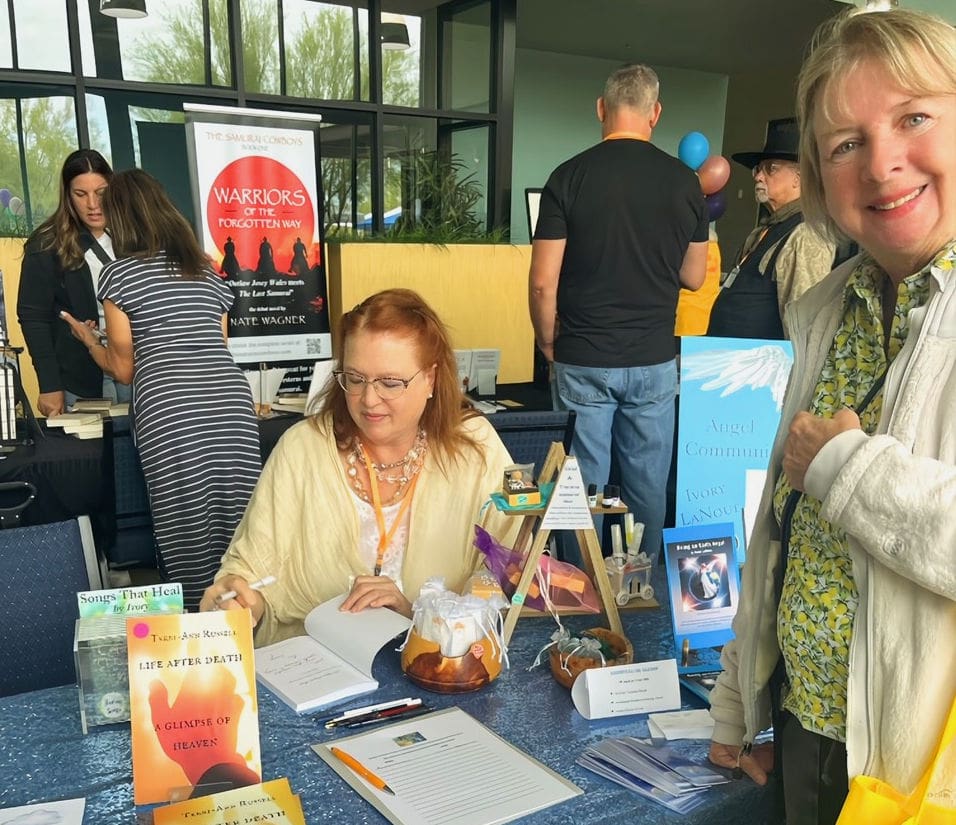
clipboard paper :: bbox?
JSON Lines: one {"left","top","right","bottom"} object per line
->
{"left": 312, "top": 707, "right": 581, "bottom": 825}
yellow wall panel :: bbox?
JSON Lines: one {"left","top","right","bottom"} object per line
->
{"left": 327, "top": 243, "right": 534, "bottom": 384}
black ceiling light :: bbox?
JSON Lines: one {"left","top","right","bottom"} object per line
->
{"left": 381, "top": 21, "right": 410, "bottom": 50}
{"left": 100, "top": 0, "right": 148, "bottom": 19}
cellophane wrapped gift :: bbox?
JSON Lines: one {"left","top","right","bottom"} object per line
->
{"left": 473, "top": 525, "right": 600, "bottom": 613}
{"left": 399, "top": 579, "right": 508, "bottom": 693}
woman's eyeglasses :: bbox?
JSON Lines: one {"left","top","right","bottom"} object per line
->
{"left": 334, "top": 369, "right": 422, "bottom": 400}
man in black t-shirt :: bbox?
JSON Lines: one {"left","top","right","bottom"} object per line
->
{"left": 529, "top": 63, "right": 708, "bottom": 561}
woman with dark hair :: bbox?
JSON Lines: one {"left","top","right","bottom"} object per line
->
{"left": 199, "top": 288, "right": 517, "bottom": 646}
{"left": 17, "top": 148, "right": 131, "bottom": 416}
{"left": 61, "top": 169, "right": 260, "bottom": 611}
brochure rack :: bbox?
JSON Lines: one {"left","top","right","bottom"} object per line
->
{"left": 492, "top": 442, "right": 625, "bottom": 645}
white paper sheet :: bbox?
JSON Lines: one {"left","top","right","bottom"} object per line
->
{"left": 0, "top": 797, "right": 86, "bottom": 824}
{"left": 313, "top": 707, "right": 581, "bottom": 825}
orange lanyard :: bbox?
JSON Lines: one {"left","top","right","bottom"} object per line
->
{"left": 603, "top": 131, "right": 648, "bottom": 141}
{"left": 363, "top": 450, "right": 420, "bottom": 576}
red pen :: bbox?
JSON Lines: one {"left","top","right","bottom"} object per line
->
{"left": 340, "top": 704, "right": 434, "bottom": 729}
{"left": 325, "top": 698, "right": 423, "bottom": 729}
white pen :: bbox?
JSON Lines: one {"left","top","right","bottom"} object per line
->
{"left": 322, "top": 697, "right": 417, "bottom": 725}
{"left": 216, "top": 574, "right": 277, "bottom": 605}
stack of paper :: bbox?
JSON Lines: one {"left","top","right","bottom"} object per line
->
{"left": 46, "top": 411, "right": 104, "bottom": 439}
{"left": 577, "top": 736, "right": 728, "bottom": 814}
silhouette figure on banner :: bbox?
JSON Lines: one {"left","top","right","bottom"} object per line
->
{"left": 289, "top": 237, "right": 309, "bottom": 277}
{"left": 256, "top": 236, "right": 276, "bottom": 277}
{"left": 220, "top": 236, "right": 240, "bottom": 279}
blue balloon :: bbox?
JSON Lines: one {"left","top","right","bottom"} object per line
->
{"left": 705, "top": 189, "right": 727, "bottom": 222}
{"left": 0, "top": 189, "right": 9, "bottom": 208}
{"left": 678, "top": 131, "right": 710, "bottom": 171}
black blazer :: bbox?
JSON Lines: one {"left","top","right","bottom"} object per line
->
{"left": 16, "top": 234, "right": 104, "bottom": 397}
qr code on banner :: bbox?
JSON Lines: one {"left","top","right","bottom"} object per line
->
{"left": 305, "top": 338, "right": 324, "bottom": 356}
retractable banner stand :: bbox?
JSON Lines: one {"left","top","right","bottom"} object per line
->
{"left": 676, "top": 336, "right": 793, "bottom": 563}
{"left": 184, "top": 104, "right": 331, "bottom": 392}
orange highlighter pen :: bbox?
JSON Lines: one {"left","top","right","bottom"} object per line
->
{"left": 330, "top": 746, "right": 396, "bottom": 795}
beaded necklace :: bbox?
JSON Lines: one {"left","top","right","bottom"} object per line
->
{"left": 346, "top": 428, "right": 427, "bottom": 505}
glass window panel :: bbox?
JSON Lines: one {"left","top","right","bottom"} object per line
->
{"left": 84, "top": 95, "right": 113, "bottom": 164}
{"left": 21, "top": 96, "right": 78, "bottom": 226}
{"left": 208, "top": 0, "right": 233, "bottom": 86}
{"left": 128, "top": 107, "right": 185, "bottom": 168}
{"left": 238, "top": 0, "right": 279, "bottom": 95}
{"left": 13, "top": 0, "right": 70, "bottom": 72}
{"left": 0, "top": 98, "right": 26, "bottom": 235}
{"left": 450, "top": 125, "right": 489, "bottom": 231}
{"left": 382, "top": 114, "right": 441, "bottom": 234}
{"left": 442, "top": 2, "right": 490, "bottom": 113}
{"left": 320, "top": 121, "right": 372, "bottom": 235}
{"left": 0, "top": 5, "right": 12, "bottom": 70}
{"left": 76, "top": 0, "right": 97, "bottom": 78}
{"left": 284, "top": 1, "right": 367, "bottom": 102}
{"left": 380, "top": 12, "right": 421, "bottom": 108}
{"left": 118, "top": 0, "right": 208, "bottom": 85}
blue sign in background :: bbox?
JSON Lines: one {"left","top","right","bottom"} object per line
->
{"left": 676, "top": 336, "right": 793, "bottom": 563}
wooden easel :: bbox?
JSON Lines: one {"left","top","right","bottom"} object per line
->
{"left": 494, "top": 442, "right": 624, "bottom": 645}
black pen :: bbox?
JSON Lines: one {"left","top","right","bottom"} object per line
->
{"left": 340, "top": 705, "right": 434, "bottom": 730}
{"left": 323, "top": 698, "right": 421, "bottom": 729}
{"left": 316, "top": 696, "right": 414, "bottom": 725}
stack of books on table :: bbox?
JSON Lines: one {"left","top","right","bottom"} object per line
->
{"left": 45, "top": 411, "right": 104, "bottom": 440}
{"left": 72, "top": 397, "right": 129, "bottom": 417}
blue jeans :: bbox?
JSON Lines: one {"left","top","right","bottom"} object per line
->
{"left": 554, "top": 359, "right": 677, "bottom": 563}
{"left": 64, "top": 377, "right": 133, "bottom": 408}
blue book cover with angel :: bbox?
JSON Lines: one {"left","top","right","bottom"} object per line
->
{"left": 676, "top": 335, "right": 793, "bottom": 563}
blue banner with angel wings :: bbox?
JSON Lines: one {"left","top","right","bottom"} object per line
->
{"left": 675, "top": 336, "right": 793, "bottom": 564}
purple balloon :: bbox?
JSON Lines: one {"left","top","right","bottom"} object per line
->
{"left": 705, "top": 190, "right": 727, "bottom": 222}
{"left": 0, "top": 189, "right": 10, "bottom": 208}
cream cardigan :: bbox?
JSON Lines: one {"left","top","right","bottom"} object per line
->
{"left": 216, "top": 414, "right": 517, "bottom": 646}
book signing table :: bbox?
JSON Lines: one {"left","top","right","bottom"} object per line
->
{"left": 0, "top": 566, "right": 780, "bottom": 825}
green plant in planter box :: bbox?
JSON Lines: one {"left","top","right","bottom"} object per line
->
{"left": 329, "top": 149, "right": 507, "bottom": 244}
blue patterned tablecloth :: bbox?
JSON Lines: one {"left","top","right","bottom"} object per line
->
{"left": 0, "top": 570, "right": 781, "bottom": 824}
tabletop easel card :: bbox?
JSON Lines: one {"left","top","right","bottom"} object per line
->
{"left": 312, "top": 706, "right": 581, "bottom": 825}
{"left": 662, "top": 522, "right": 740, "bottom": 664}
{"left": 539, "top": 456, "right": 593, "bottom": 531}
{"left": 127, "top": 610, "right": 261, "bottom": 805}
{"left": 571, "top": 659, "right": 681, "bottom": 720}
{"left": 152, "top": 777, "right": 305, "bottom": 825}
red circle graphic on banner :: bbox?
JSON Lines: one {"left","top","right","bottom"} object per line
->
{"left": 206, "top": 156, "right": 315, "bottom": 275}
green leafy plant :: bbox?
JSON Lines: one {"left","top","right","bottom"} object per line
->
{"left": 0, "top": 211, "right": 29, "bottom": 239}
{"left": 329, "top": 149, "right": 508, "bottom": 244}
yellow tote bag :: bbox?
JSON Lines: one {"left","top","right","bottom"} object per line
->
{"left": 837, "top": 697, "right": 956, "bottom": 825}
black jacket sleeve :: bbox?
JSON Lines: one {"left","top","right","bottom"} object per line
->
{"left": 16, "top": 242, "right": 101, "bottom": 396}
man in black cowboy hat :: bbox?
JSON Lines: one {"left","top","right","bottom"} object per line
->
{"left": 707, "top": 117, "right": 835, "bottom": 339}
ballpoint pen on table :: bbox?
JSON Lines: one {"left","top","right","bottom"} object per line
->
{"left": 330, "top": 746, "right": 395, "bottom": 795}
{"left": 339, "top": 704, "right": 434, "bottom": 729}
{"left": 318, "top": 696, "right": 416, "bottom": 725}
{"left": 216, "top": 574, "right": 277, "bottom": 606}
{"left": 323, "top": 697, "right": 421, "bottom": 729}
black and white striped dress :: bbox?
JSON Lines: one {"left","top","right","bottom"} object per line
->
{"left": 99, "top": 254, "right": 260, "bottom": 609}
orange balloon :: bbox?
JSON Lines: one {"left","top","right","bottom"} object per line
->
{"left": 697, "top": 155, "right": 731, "bottom": 196}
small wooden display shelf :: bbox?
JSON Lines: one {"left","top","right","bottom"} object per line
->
{"left": 492, "top": 442, "right": 625, "bottom": 645}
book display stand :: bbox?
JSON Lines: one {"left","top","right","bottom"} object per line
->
{"left": 493, "top": 442, "right": 625, "bottom": 645}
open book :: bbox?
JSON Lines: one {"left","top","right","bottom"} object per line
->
{"left": 254, "top": 595, "right": 411, "bottom": 713}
